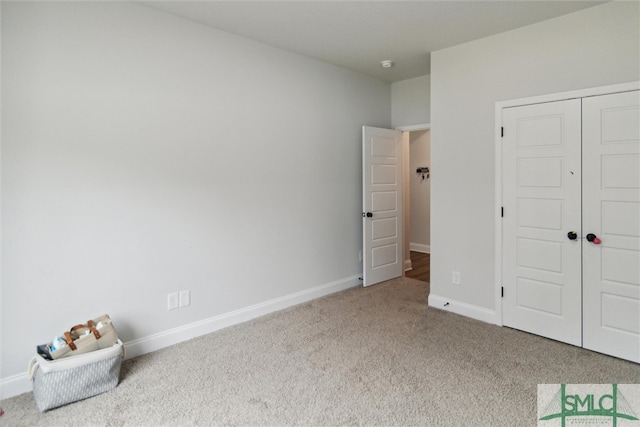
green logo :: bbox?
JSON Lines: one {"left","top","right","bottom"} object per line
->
{"left": 539, "top": 384, "right": 639, "bottom": 427}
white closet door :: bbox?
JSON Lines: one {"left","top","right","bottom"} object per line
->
{"left": 582, "top": 90, "right": 640, "bottom": 363}
{"left": 502, "top": 99, "right": 582, "bottom": 346}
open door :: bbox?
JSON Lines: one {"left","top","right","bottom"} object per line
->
{"left": 362, "top": 126, "right": 403, "bottom": 286}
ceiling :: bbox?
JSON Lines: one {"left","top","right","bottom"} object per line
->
{"left": 141, "top": 1, "right": 607, "bottom": 83}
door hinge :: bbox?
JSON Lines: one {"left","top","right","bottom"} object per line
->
{"left": 501, "top": 287, "right": 504, "bottom": 298}
{"left": 501, "top": 127, "right": 504, "bottom": 138}
{"left": 501, "top": 207, "right": 504, "bottom": 217}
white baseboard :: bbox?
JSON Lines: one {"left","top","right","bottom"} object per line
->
{"left": 1, "top": 372, "right": 31, "bottom": 400}
{"left": 404, "top": 259, "right": 412, "bottom": 271}
{"left": 428, "top": 293, "right": 498, "bottom": 325}
{"left": 410, "top": 243, "right": 430, "bottom": 254}
{"left": 124, "top": 275, "right": 361, "bottom": 359}
{"left": 1, "top": 275, "right": 362, "bottom": 399}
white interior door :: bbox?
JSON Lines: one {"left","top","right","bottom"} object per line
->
{"left": 362, "top": 126, "right": 403, "bottom": 287}
{"left": 502, "top": 99, "right": 583, "bottom": 346}
{"left": 582, "top": 90, "right": 640, "bottom": 363}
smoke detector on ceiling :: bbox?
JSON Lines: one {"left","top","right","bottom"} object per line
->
{"left": 381, "top": 60, "right": 394, "bottom": 69}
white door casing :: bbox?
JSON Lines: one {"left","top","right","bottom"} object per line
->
{"left": 582, "top": 90, "right": 640, "bottom": 362}
{"left": 362, "top": 126, "right": 403, "bottom": 287}
{"left": 501, "top": 99, "right": 583, "bottom": 346}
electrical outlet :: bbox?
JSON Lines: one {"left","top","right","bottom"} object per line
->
{"left": 168, "top": 292, "right": 179, "bottom": 310}
{"left": 452, "top": 271, "right": 461, "bottom": 285}
{"left": 179, "top": 290, "right": 190, "bottom": 307}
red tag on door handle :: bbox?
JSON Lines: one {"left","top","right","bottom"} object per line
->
{"left": 586, "top": 233, "right": 601, "bottom": 244}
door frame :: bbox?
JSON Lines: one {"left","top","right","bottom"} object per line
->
{"left": 494, "top": 81, "right": 639, "bottom": 326}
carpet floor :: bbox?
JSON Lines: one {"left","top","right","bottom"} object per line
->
{"left": 2, "top": 277, "right": 639, "bottom": 426}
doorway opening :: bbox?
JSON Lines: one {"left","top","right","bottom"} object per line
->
{"left": 400, "top": 126, "right": 431, "bottom": 283}
{"left": 405, "top": 251, "right": 430, "bottom": 283}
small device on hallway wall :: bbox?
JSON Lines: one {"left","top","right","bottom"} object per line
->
{"left": 416, "top": 167, "right": 429, "bottom": 181}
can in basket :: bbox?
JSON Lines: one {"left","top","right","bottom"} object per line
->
{"left": 28, "top": 340, "right": 124, "bottom": 411}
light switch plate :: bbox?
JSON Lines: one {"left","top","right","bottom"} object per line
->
{"left": 179, "top": 290, "right": 190, "bottom": 307}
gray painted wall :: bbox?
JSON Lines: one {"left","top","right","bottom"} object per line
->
{"left": 1, "top": 2, "right": 390, "bottom": 382}
{"left": 392, "top": 75, "right": 430, "bottom": 128}
{"left": 430, "top": 1, "right": 639, "bottom": 312}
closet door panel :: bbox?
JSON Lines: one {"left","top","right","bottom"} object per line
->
{"left": 502, "top": 99, "right": 582, "bottom": 346}
{"left": 582, "top": 90, "right": 640, "bottom": 363}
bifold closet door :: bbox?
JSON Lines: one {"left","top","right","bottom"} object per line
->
{"left": 582, "top": 90, "right": 640, "bottom": 363}
{"left": 502, "top": 99, "right": 583, "bottom": 346}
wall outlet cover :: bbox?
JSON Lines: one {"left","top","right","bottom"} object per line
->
{"left": 168, "top": 293, "right": 179, "bottom": 310}
{"left": 452, "top": 271, "right": 461, "bottom": 285}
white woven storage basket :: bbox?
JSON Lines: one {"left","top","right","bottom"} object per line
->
{"left": 28, "top": 339, "right": 124, "bottom": 411}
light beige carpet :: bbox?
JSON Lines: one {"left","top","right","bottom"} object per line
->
{"left": 2, "top": 277, "right": 639, "bottom": 426}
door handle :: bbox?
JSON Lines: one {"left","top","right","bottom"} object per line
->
{"left": 586, "top": 233, "right": 602, "bottom": 244}
{"left": 567, "top": 231, "right": 578, "bottom": 240}
{"left": 362, "top": 212, "right": 373, "bottom": 218}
